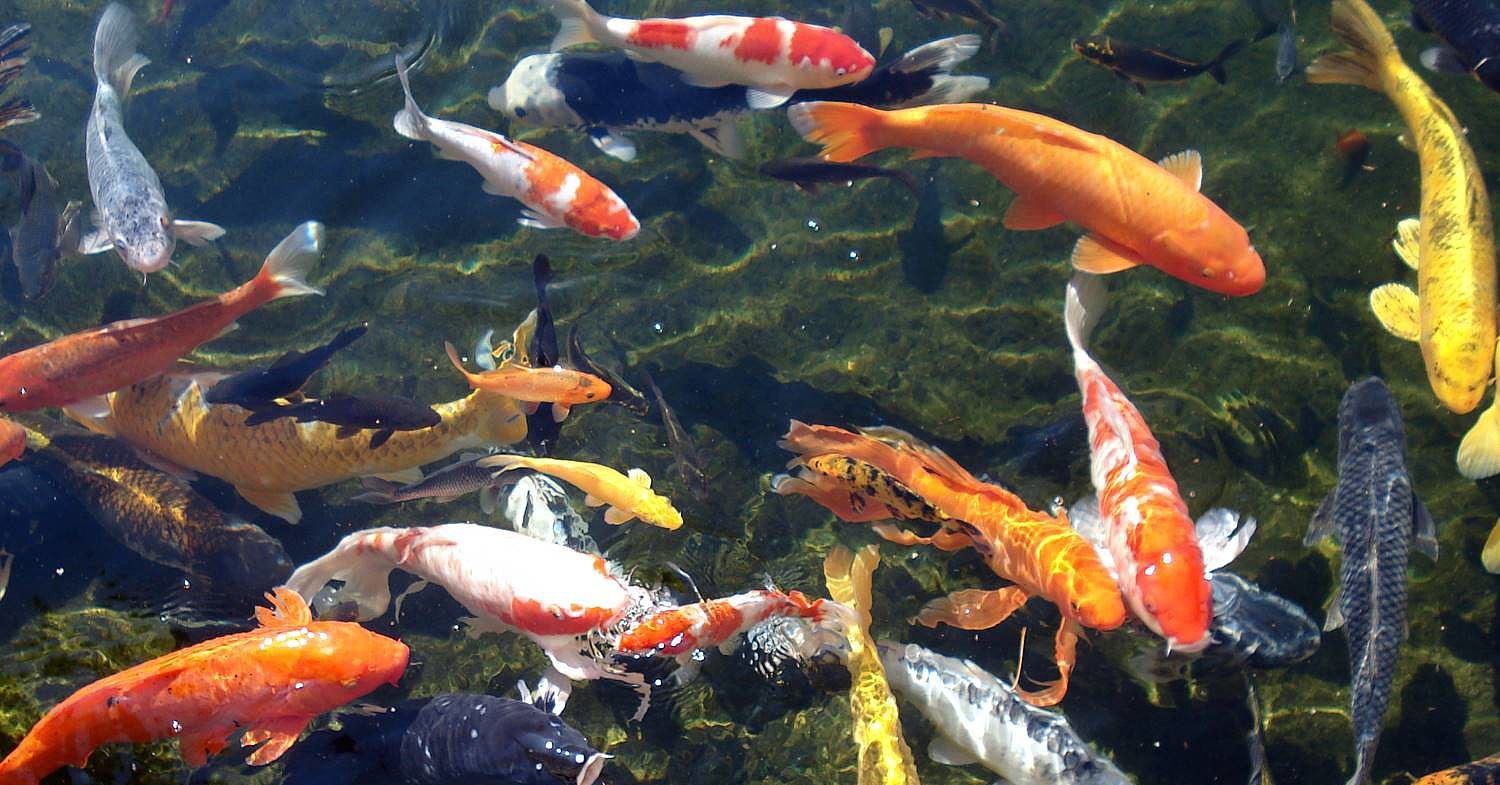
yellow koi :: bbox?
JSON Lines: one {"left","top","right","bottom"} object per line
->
{"left": 1308, "top": 0, "right": 1498, "bottom": 467}
{"left": 63, "top": 370, "right": 527, "bottom": 525}
{"left": 822, "top": 544, "right": 921, "bottom": 785}
{"left": 478, "top": 454, "right": 683, "bottom": 530}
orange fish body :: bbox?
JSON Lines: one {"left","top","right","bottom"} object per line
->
{"left": 444, "top": 341, "right": 609, "bottom": 419}
{"left": 786, "top": 102, "right": 1265, "bottom": 296}
{"left": 619, "top": 588, "right": 839, "bottom": 656}
{"left": 0, "top": 223, "right": 323, "bottom": 414}
{"left": 0, "top": 588, "right": 408, "bottom": 785}
{"left": 64, "top": 370, "right": 527, "bottom": 525}
{"left": 0, "top": 417, "right": 25, "bottom": 467}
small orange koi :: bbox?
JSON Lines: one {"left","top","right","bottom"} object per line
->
{"left": 444, "top": 341, "right": 609, "bottom": 422}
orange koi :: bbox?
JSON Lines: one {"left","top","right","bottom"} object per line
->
{"left": 618, "top": 588, "right": 847, "bottom": 657}
{"left": 0, "top": 588, "right": 407, "bottom": 785}
{"left": 1063, "top": 275, "right": 1234, "bottom": 652}
{"left": 444, "top": 341, "right": 609, "bottom": 422}
{"left": 778, "top": 421, "right": 1125, "bottom": 706}
{"left": 0, "top": 416, "right": 25, "bottom": 467}
{"left": 479, "top": 455, "right": 683, "bottom": 530}
{"left": 786, "top": 101, "right": 1265, "bottom": 296}
{"left": 0, "top": 223, "right": 321, "bottom": 414}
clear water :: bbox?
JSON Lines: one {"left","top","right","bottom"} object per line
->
{"left": 0, "top": 1, "right": 1496, "bottom": 784}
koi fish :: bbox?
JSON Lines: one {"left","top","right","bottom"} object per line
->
{"left": 3, "top": 144, "right": 82, "bottom": 301}
{"left": 773, "top": 452, "right": 948, "bottom": 526}
{"left": 1062, "top": 274, "right": 1254, "bottom": 652}
{"left": 1072, "top": 35, "right": 1246, "bottom": 93}
{"left": 0, "top": 588, "right": 408, "bottom": 785}
{"left": 640, "top": 368, "right": 710, "bottom": 503}
{"left": 0, "top": 23, "right": 39, "bottom": 131}
{"left": 1410, "top": 0, "right": 1500, "bottom": 93}
{"left": 618, "top": 587, "right": 849, "bottom": 660}
{"left": 392, "top": 56, "right": 638, "bottom": 241}
{"left": 879, "top": 641, "right": 1130, "bottom": 785}
{"left": 242, "top": 394, "right": 441, "bottom": 450}
{"left": 786, "top": 101, "right": 1266, "bottom": 296}
{"left": 540, "top": 0, "right": 875, "bottom": 110}
{"left": 779, "top": 421, "right": 1125, "bottom": 706}
{"left": 204, "top": 325, "right": 367, "bottom": 408}
{"left": 1309, "top": 0, "right": 1498, "bottom": 459}
{"left": 479, "top": 455, "right": 683, "bottom": 530}
{"left": 81, "top": 4, "right": 224, "bottom": 273}
{"left": 0, "top": 416, "right": 23, "bottom": 467}
{"left": 821, "top": 544, "right": 921, "bottom": 785}
{"left": 62, "top": 369, "right": 526, "bottom": 525}
{"left": 1412, "top": 753, "right": 1500, "bottom": 785}
{"left": 352, "top": 453, "right": 505, "bottom": 510}
{"left": 17, "top": 416, "right": 293, "bottom": 595}
{"left": 284, "top": 524, "right": 647, "bottom": 718}
{"left": 0, "top": 222, "right": 322, "bottom": 414}
{"left": 445, "top": 342, "right": 609, "bottom": 422}
{"left": 491, "top": 35, "right": 987, "bottom": 162}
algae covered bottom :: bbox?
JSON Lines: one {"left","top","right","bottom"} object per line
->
{"left": 0, "top": 1, "right": 1496, "bottom": 785}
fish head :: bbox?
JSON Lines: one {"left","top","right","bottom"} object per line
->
{"left": 487, "top": 53, "right": 578, "bottom": 128}
{"left": 1340, "top": 377, "right": 1407, "bottom": 436}
{"left": 207, "top": 521, "right": 295, "bottom": 594}
{"left": 640, "top": 496, "right": 685, "bottom": 530}
{"left": 285, "top": 624, "right": 410, "bottom": 705}
{"left": 1132, "top": 525, "right": 1213, "bottom": 650}
{"left": 517, "top": 721, "right": 608, "bottom": 785}
{"left": 792, "top": 30, "right": 876, "bottom": 85}
{"left": 1067, "top": 577, "right": 1128, "bottom": 630}
{"left": 574, "top": 372, "right": 612, "bottom": 402}
{"left": 114, "top": 212, "right": 177, "bottom": 273}
{"left": 1072, "top": 36, "right": 1117, "bottom": 66}
{"left": 1156, "top": 222, "right": 1265, "bottom": 296}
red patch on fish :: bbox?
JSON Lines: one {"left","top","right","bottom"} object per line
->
{"left": 628, "top": 21, "right": 693, "bottom": 50}
{"left": 734, "top": 18, "right": 783, "bottom": 65}
{"left": 508, "top": 595, "right": 616, "bottom": 636}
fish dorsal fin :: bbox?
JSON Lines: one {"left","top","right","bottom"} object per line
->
{"left": 1369, "top": 283, "right": 1420, "bottom": 342}
{"left": 1002, "top": 195, "right": 1067, "bottom": 230}
{"left": 1072, "top": 235, "right": 1142, "bottom": 274}
{"left": 1157, "top": 149, "right": 1203, "bottom": 191}
{"left": 256, "top": 587, "right": 312, "bottom": 628}
{"left": 627, "top": 467, "right": 652, "bottom": 488}
{"left": 1392, "top": 218, "right": 1420, "bottom": 270}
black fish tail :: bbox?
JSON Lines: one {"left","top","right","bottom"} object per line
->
{"left": 325, "top": 324, "right": 368, "bottom": 357}
{"left": 368, "top": 429, "right": 394, "bottom": 449}
{"left": 0, "top": 98, "right": 37, "bottom": 130}
{"left": 1209, "top": 39, "right": 1248, "bottom": 84}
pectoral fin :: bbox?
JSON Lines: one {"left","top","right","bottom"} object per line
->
{"left": 1369, "top": 283, "right": 1420, "bottom": 341}
{"left": 236, "top": 487, "right": 303, "bottom": 525}
{"left": 77, "top": 226, "right": 114, "bottom": 255}
{"left": 1071, "top": 234, "right": 1142, "bottom": 274}
{"left": 1393, "top": 218, "right": 1420, "bottom": 269}
{"left": 178, "top": 722, "right": 234, "bottom": 768}
{"left": 172, "top": 219, "right": 226, "bottom": 246}
{"left": 1304, "top": 489, "right": 1338, "bottom": 546}
{"left": 745, "top": 84, "right": 795, "bottom": 109}
{"left": 1002, "top": 196, "right": 1066, "bottom": 230}
{"left": 928, "top": 735, "right": 980, "bottom": 766}
{"left": 588, "top": 127, "right": 639, "bottom": 162}
{"left": 1322, "top": 586, "right": 1346, "bottom": 632}
{"left": 604, "top": 506, "right": 636, "bottom": 525}
{"left": 1157, "top": 150, "right": 1203, "bottom": 191}
{"left": 1412, "top": 497, "right": 1439, "bottom": 562}
{"left": 584, "top": 493, "right": 606, "bottom": 507}
{"left": 241, "top": 715, "right": 312, "bottom": 766}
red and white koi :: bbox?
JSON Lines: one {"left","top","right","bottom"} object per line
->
{"left": 1063, "top": 274, "right": 1255, "bottom": 652}
{"left": 284, "top": 524, "right": 651, "bottom": 717}
{"left": 618, "top": 588, "right": 851, "bottom": 659}
{"left": 391, "top": 57, "right": 638, "bottom": 241}
{"left": 541, "top": 0, "right": 876, "bottom": 109}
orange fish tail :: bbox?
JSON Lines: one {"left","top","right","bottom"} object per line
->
{"left": 443, "top": 342, "right": 477, "bottom": 388}
{"left": 786, "top": 101, "right": 892, "bottom": 163}
{"left": 245, "top": 222, "right": 324, "bottom": 306}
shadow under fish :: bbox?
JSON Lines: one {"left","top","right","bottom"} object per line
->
{"left": 243, "top": 394, "right": 440, "bottom": 450}
{"left": 1, "top": 143, "right": 82, "bottom": 301}
{"left": 899, "top": 161, "right": 972, "bottom": 293}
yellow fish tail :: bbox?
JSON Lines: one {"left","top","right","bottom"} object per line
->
{"left": 1306, "top": 0, "right": 1397, "bottom": 92}
{"left": 824, "top": 544, "right": 876, "bottom": 629}
{"left": 1458, "top": 401, "right": 1500, "bottom": 480}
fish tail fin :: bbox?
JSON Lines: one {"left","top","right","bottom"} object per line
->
{"left": 93, "top": 3, "right": 148, "bottom": 97}
{"left": 284, "top": 527, "right": 404, "bottom": 621}
{"left": 0, "top": 98, "right": 38, "bottom": 130}
{"left": 1457, "top": 399, "right": 1500, "bottom": 479}
{"left": 1208, "top": 38, "right": 1246, "bottom": 84}
{"left": 442, "top": 341, "right": 476, "bottom": 385}
{"left": 1305, "top": 0, "right": 1394, "bottom": 92}
{"left": 1064, "top": 273, "right": 1106, "bottom": 358}
{"left": 821, "top": 544, "right": 878, "bottom": 630}
{"left": 391, "top": 55, "right": 430, "bottom": 141}
{"left": 255, "top": 222, "right": 325, "bottom": 300}
{"left": 1345, "top": 738, "right": 1377, "bottom": 785}
{"left": 786, "top": 101, "right": 893, "bottom": 163}
{"left": 543, "top": 0, "right": 604, "bottom": 51}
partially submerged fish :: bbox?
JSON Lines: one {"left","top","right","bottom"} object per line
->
{"left": 392, "top": 56, "right": 638, "bottom": 241}
{"left": 18, "top": 416, "right": 293, "bottom": 595}
{"left": 2, "top": 145, "right": 82, "bottom": 301}
{"left": 539, "top": 0, "right": 875, "bottom": 109}
{"left": 1309, "top": 0, "right": 1498, "bottom": 461}
{"left": 63, "top": 369, "right": 526, "bottom": 525}
{"left": 822, "top": 545, "right": 921, "bottom": 785}
{"left": 81, "top": 3, "right": 224, "bottom": 273}
{"left": 243, "top": 394, "right": 441, "bottom": 450}
{"left": 0, "top": 588, "right": 409, "bottom": 785}
{"left": 501, "top": 472, "right": 601, "bottom": 554}
{"left": 0, "top": 222, "right": 321, "bottom": 414}
{"left": 285, "top": 524, "right": 647, "bottom": 717}
{"left": 787, "top": 102, "right": 1265, "bottom": 295}
{"left": 280, "top": 692, "right": 608, "bottom": 785}
{"left": 1304, "top": 377, "right": 1438, "bottom": 785}
{"left": 1073, "top": 35, "right": 1247, "bottom": 93}
{"left": 480, "top": 455, "right": 684, "bottom": 530}
{"left": 641, "top": 368, "right": 711, "bottom": 503}
{"left": 909, "top": 0, "right": 1007, "bottom": 40}
{"left": 758, "top": 157, "right": 918, "bottom": 196}
{"left": 879, "top": 641, "right": 1131, "bottom": 785}
{"left": 204, "top": 325, "right": 367, "bottom": 408}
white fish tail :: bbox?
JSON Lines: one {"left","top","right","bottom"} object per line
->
{"left": 544, "top": 0, "right": 604, "bottom": 51}
{"left": 284, "top": 527, "right": 406, "bottom": 621}
{"left": 93, "top": 3, "right": 148, "bottom": 96}
{"left": 392, "top": 55, "right": 430, "bottom": 141}
{"left": 258, "top": 221, "right": 324, "bottom": 300}
{"left": 1064, "top": 273, "right": 1106, "bottom": 361}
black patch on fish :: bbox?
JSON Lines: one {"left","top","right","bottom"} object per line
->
{"left": 205, "top": 324, "right": 366, "bottom": 407}
{"left": 243, "top": 393, "right": 439, "bottom": 436}
{"left": 1410, "top": 0, "right": 1500, "bottom": 92}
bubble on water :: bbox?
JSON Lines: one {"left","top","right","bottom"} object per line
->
{"left": 806, "top": 219, "right": 820, "bottom": 231}
{"left": 652, "top": 322, "right": 664, "bottom": 334}
{"left": 847, "top": 249, "right": 859, "bottom": 260}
